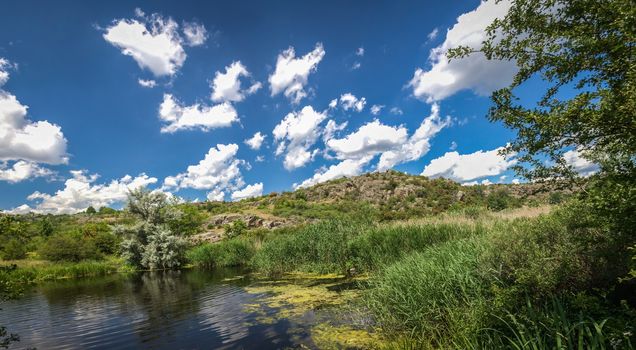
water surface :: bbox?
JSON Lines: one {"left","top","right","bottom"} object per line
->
{"left": 0, "top": 269, "right": 329, "bottom": 349}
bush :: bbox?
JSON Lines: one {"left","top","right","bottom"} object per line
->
{"left": 93, "top": 231, "right": 119, "bottom": 255}
{"left": 187, "top": 239, "right": 255, "bottom": 268}
{"left": 224, "top": 220, "right": 247, "bottom": 238}
{"left": 1, "top": 239, "right": 27, "bottom": 260}
{"left": 486, "top": 188, "right": 513, "bottom": 211}
{"left": 39, "top": 233, "right": 102, "bottom": 262}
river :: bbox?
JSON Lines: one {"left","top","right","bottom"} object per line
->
{"left": 0, "top": 268, "right": 373, "bottom": 349}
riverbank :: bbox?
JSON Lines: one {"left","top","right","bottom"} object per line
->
{"left": 2, "top": 205, "right": 635, "bottom": 349}
{"left": 187, "top": 205, "right": 636, "bottom": 348}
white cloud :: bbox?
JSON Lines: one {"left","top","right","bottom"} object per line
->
{"left": 158, "top": 93, "right": 238, "bottom": 133}
{"left": 163, "top": 144, "right": 245, "bottom": 201}
{"left": 390, "top": 107, "right": 403, "bottom": 115}
{"left": 138, "top": 78, "right": 157, "bottom": 88}
{"left": 356, "top": 47, "right": 365, "bottom": 56}
{"left": 0, "top": 60, "right": 68, "bottom": 165}
{"left": 377, "top": 103, "right": 450, "bottom": 171}
{"left": 563, "top": 149, "right": 598, "bottom": 177}
{"left": 11, "top": 170, "right": 158, "bottom": 214}
{"left": 450, "top": 141, "right": 458, "bottom": 151}
{"left": 370, "top": 104, "right": 384, "bottom": 115}
{"left": 211, "top": 61, "right": 261, "bottom": 103}
{"left": 421, "top": 146, "right": 516, "bottom": 183}
{"left": 269, "top": 43, "right": 325, "bottom": 104}
{"left": 182, "top": 21, "right": 208, "bottom": 46}
{"left": 351, "top": 62, "right": 361, "bottom": 70}
{"left": 337, "top": 93, "right": 366, "bottom": 112}
{"left": 295, "top": 157, "right": 372, "bottom": 189}
{"left": 327, "top": 120, "right": 408, "bottom": 161}
{"left": 322, "top": 119, "right": 348, "bottom": 143}
{"left": 0, "top": 58, "right": 12, "bottom": 87}
{"left": 427, "top": 28, "right": 439, "bottom": 41}
{"left": 103, "top": 11, "right": 206, "bottom": 77}
{"left": 273, "top": 106, "right": 327, "bottom": 170}
{"left": 0, "top": 161, "right": 55, "bottom": 183}
{"left": 245, "top": 132, "right": 265, "bottom": 150}
{"left": 511, "top": 178, "right": 520, "bottom": 184}
{"left": 409, "top": 0, "right": 516, "bottom": 102}
{"left": 231, "top": 182, "right": 263, "bottom": 201}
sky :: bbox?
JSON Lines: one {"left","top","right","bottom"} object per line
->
{"left": 0, "top": 0, "right": 594, "bottom": 214}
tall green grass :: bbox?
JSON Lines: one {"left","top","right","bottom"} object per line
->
{"left": 247, "top": 219, "right": 485, "bottom": 276}
{"left": 364, "top": 237, "right": 490, "bottom": 343}
{"left": 186, "top": 238, "right": 255, "bottom": 268}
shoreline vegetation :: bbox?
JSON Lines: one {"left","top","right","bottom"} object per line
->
{"left": 2, "top": 193, "right": 634, "bottom": 348}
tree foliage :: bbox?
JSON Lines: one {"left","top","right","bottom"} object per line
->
{"left": 117, "top": 188, "right": 187, "bottom": 269}
{"left": 450, "top": 0, "right": 635, "bottom": 277}
{"left": 449, "top": 0, "right": 635, "bottom": 183}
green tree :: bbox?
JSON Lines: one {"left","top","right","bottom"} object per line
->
{"left": 449, "top": 0, "right": 634, "bottom": 182}
{"left": 450, "top": 0, "right": 635, "bottom": 275}
{"left": 98, "top": 206, "right": 117, "bottom": 215}
{"left": 116, "top": 188, "right": 187, "bottom": 269}
{"left": 85, "top": 206, "right": 97, "bottom": 214}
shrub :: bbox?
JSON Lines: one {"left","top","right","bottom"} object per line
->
{"left": 85, "top": 206, "right": 97, "bottom": 214}
{"left": 93, "top": 231, "right": 119, "bottom": 255}
{"left": 1, "top": 239, "right": 27, "bottom": 260}
{"left": 140, "top": 229, "right": 188, "bottom": 270}
{"left": 39, "top": 233, "right": 102, "bottom": 262}
{"left": 486, "top": 188, "right": 512, "bottom": 211}
{"left": 224, "top": 220, "right": 247, "bottom": 238}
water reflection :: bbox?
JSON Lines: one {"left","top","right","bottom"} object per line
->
{"left": 0, "top": 268, "right": 313, "bottom": 349}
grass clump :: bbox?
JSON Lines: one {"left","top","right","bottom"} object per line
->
{"left": 187, "top": 238, "right": 255, "bottom": 268}
{"left": 364, "top": 237, "right": 490, "bottom": 343}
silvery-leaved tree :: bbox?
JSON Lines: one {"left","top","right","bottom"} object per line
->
{"left": 117, "top": 188, "right": 187, "bottom": 270}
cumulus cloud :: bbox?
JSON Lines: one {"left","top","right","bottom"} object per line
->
{"left": 563, "top": 149, "right": 598, "bottom": 177}
{"left": 295, "top": 157, "right": 372, "bottom": 189}
{"left": 421, "top": 146, "right": 516, "bottom": 183}
{"left": 377, "top": 103, "right": 450, "bottom": 171}
{"left": 244, "top": 132, "right": 265, "bottom": 150}
{"left": 327, "top": 120, "right": 408, "bottom": 161}
{"left": 370, "top": 104, "right": 384, "bottom": 115}
{"left": 138, "top": 78, "right": 157, "bottom": 88}
{"left": 158, "top": 93, "right": 238, "bottom": 133}
{"left": 269, "top": 43, "right": 325, "bottom": 104}
{"left": 0, "top": 58, "right": 12, "bottom": 87}
{"left": 0, "top": 59, "right": 68, "bottom": 166}
{"left": 356, "top": 47, "right": 365, "bottom": 56}
{"left": 322, "top": 119, "right": 348, "bottom": 143}
{"left": 0, "top": 161, "right": 55, "bottom": 183}
{"left": 9, "top": 170, "right": 158, "bottom": 214}
{"left": 182, "top": 21, "right": 208, "bottom": 46}
{"left": 231, "top": 182, "right": 263, "bottom": 201}
{"left": 103, "top": 10, "right": 206, "bottom": 77}
{"left": 409, "top": 0, "right": 516, "bottom": 102}
{"left": 163, "top": 144, "right": 245, "bottom": 201}
{"left": 336, "top": 93, "right": 366, "bottom": 112}
{"left": 211, "top": 61, "right": 261, "bottom": 103}
{"left": 273, "top": 106, "right": 327, "bottom": 170}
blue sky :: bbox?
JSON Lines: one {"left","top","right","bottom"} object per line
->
{"left": 0, "top": 0, "right": 556, "bottom": 213}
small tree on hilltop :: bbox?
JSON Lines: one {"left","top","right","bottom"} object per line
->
{"left": 116, "top": 187, "right": 187, "bottom": 270}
